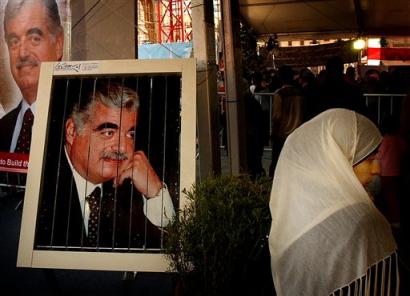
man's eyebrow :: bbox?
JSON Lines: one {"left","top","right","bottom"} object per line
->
{"left": 94, "top": 123, "right": 119, "bottom": 131}
{"left": 6, "top": 28, "right": 44, "bottom": 43}
{"left": 5, "top": 32, "right": 18, "bottom": 41}
{"left": 27, "top": 28, "right": 44, "bottom": 36}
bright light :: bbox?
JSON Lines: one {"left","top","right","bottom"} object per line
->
{"left": 368, "top": 38, "right": 381, "bottom": 48}
{"left": 353, "top": 38, "right": 366, "bottom": 50}
{"left": 368, "top": 59, "right": 381, "bottom": 66}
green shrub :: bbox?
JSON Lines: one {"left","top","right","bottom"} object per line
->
{"left": 164, "top": 175, "right": 273, "bottom": 295}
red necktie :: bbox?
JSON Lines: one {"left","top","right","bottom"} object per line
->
{"left": 15, "top": 109, "right": 34, "bottom": 154}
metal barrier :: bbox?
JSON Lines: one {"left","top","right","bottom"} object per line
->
{"left": 217, "top": 91, "right": 407, "bottom": 148}
{"left": 363, "top": 93, "right": 407, "bottom": 126}
{"left": 0, "top": 174, "right": 26, "bottom": 189}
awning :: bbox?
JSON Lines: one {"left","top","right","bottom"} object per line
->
{"left": 239, "top": 0, "right": 410, "bottom": 40}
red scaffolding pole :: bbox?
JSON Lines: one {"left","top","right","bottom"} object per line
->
{"left": 157, "top": 0, "right": 191, "bottom": 43}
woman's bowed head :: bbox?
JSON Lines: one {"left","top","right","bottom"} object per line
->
{"left": 269, "top": 109, "right": 398, "bottom": 296}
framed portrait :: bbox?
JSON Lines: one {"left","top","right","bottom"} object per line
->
{"left": 17, "top": 59, "right": 196, "bottom": 271}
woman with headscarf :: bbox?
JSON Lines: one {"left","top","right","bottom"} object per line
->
{"left": 269, "top": 109, "right": 398, "bottom": 296}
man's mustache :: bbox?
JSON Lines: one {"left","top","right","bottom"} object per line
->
{"left": 102, "top": 151, "right": 128, "bottom": 161}
{"left": 16, "top": 59, "right": 39, "bottom": 69}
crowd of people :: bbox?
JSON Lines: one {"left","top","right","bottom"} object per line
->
{"left": 234, "top": 57, "right": 410, "bottom": 179}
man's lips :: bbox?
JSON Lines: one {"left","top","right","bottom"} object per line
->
{"left": 102, "top": 158, "right": 123, "bottom": 164}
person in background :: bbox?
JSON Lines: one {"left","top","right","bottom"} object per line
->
{"left": 244, "top": 85, "right": 266, "bottom": 177}
{"left": 362, "top": 69, "right": 382, "bottom": 94}
{"left": 345, "top": 66, "right": 358, "bottom": 86}
{"left": 269, "top": 65, "right": 303, "bottom": 177}
{"left": 377, "top": 115, "right": 408, "bottom": 229}
{"left": 319, "top": 56, "right": 364, "bottom": 114}
{"left": 269, "top": 109, "right": 398, "bottom": 296}
{"left": 252, "top": 72, "right": 271, "bottom": 149}
{"left": 298, "top": 67, "right": 320, "bottom": 121}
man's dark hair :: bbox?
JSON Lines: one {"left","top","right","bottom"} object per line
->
{"left": 4, "top": 0, "right": 63, "bottom": 38}
{"left": 71, "top": 82, "right": 140, "bottom": 133}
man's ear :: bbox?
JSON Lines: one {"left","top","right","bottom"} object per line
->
{"left": 55, "top": 31, "right": 64, "bottom": 61}
{"left": 65, "top": 118, "right": 75, "bottom": 146}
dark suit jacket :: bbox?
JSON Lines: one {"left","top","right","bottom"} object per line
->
{"left": 35, "top": 152, "right": 163, "bottom": 250}
{"left": 0, "top": 102, "right": 21, "bottom": 152}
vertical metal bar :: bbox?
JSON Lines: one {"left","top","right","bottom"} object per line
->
{"left": 169, "top": 1, "right": 174, "bottom": 42}
{"left": 66, "top": 78, "right": 83, "bottom": 247}
{"left": 51, "top": 78, "right": 70, "bottom": 246}
{"left": 157, "top": 1, "right": 162, "bottom": 43}
{"left": 143, "top": 76, "right": 155, "bottom": 249}
{"left": 95, "top": 78, "right": 107, "bottom": 249}
{"left": 85, "top": 78, "right": 99, "bottom": 248}
{"left": 78, "top": 79, "right": 89, "bottom": 248}
{"left": 160, "top": 76, "right": 169, "bottom": 248}
{"left": 127, "top": 76, "right": 139, "bottom": 249}
{"left": 180, "top": 0, "right": 184, "bottom": 42}
{"left": 111, "top": 77, "right": 125, "bottom": 249}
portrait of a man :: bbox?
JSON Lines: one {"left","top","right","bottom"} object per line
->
{"left": 35, "top": 79, "right": 179, "bottom": 250}
{"left": 0, "top": 0, "right": 64, "bottom": 153}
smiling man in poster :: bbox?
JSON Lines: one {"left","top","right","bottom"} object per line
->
{"left": 35, "top": 82, "right": 175, "bottom": 249}
{"left": 0, "top": 0, "right": 64, "bottom": 166}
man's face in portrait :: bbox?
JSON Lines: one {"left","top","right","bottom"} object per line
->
{"left": 66, "top": 102, "right": 137, "bottom": 185}
{"left": 4, "top": 1, "right": 63, "bottom": 103}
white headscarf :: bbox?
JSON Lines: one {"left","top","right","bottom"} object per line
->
{"left": 269, "top": 109, "right": 398, "bottom": 296}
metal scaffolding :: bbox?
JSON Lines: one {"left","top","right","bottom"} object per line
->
{"left": 156, "top": 0, "right": 192, "bottom": 43}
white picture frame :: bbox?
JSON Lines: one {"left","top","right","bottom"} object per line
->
{"left": 17, "top": 58, "right": 196, "bottom": 271}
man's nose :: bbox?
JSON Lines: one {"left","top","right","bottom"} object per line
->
{"left": 113, "top": 133, "right": 129, "bottom": 152}
{"left": 371, "top": 159, "right": 381, "bottom": 175}
{"left": 18, "top": 40, "right": 30, "bottom": 59}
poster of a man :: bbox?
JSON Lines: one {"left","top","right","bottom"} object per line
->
{"left": 0, "top": 0, "right": 65, "bottom": 154}
{"left": 35, "top": 77, "right": 181, "bottom": 250}
{"left": 17, "top": 59, "right": 195, "bottom": 270}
